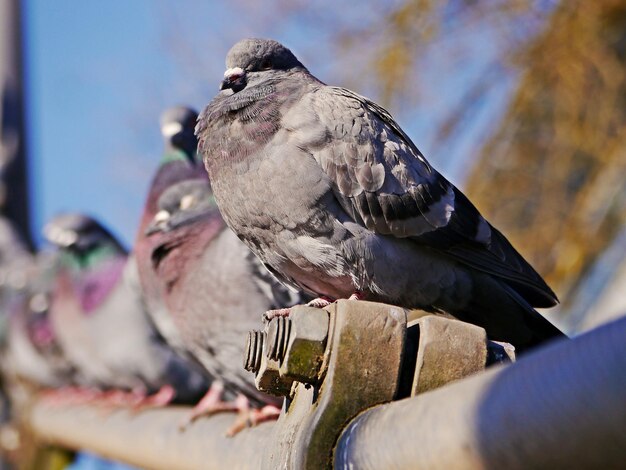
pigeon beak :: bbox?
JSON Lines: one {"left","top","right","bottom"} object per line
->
{"left": 145, "top": 210, "right": 171, "bottom": 236}
{"left": 161, "top": 122, "right": 184, "bottom": 139}
{"left": 220, "top": 67, "right": 247, "bottom": 91}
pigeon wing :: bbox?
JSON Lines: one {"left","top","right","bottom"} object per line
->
{"left": 303, "top": 86, "right": 557, "bottom": 307}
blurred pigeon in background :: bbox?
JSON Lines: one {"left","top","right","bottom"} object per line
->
{"left": 0, "top": 216, "right": 34, "bottom": 351}
{"left": 134, "top": 107, "right": 210, "bottom": 371}
{"left": 136, "top": 106, "right": 304, "bottom": 433}
{"left": 1, "top": 250, "right": 75, "bottom": 391}
{"left": 0, "top": 218, "right": 74, "bottom": 421}
{"left": 44, "top": 213, "right": 206, "bottom": 406}
{"left": 197, "top": 38, "right": 564, "bottom": 353}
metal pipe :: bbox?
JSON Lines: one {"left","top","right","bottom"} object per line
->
{"left": 30, "top": 403, "right": 273, "bottom": 470}
{"left": 28, "top": 315, "right": 626, "bottom": 469}
{"left": 335, "top": 316, "right": 626, "bottom": 470}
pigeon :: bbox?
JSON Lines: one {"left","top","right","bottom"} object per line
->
{"left": 0, "top": 218, "right": 74, "bottom": 393}
{"left": 137, "top": 106, "right": 303, "bottom": 432}
{"left": 134, "top": 107, "right": 210, "bottom": 364}
{"left": 196, "top": 38, "right": 564, "bottom": 353}
{"left": 44, "top": 213, "right": 207, "bottom": 405}
{"left": 2, "top": 251, "right": 75, "bottom": 390}
{"left": 0, "top": 216, "right": 33, "bottom": 349}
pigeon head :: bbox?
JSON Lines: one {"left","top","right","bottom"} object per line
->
{"left": 221, "top": 38, "right": 305, "bottom": 93}
{"left": 145, "top": 179, "right": 218, "bottom": 235}
{"left": 43, "top": 213, "right": 124, "bottom": 257}
{"left": 160, "top": 106, "right": 198, "bottom": 161}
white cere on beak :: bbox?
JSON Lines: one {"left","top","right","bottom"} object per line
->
{"left": 59, "top": 230, "right": 78, "bottom": 247}
{"left": 161, "top": 122, "right": 184, "bottom": 138}
{"left": 44, "top": 224, "right": 78, "bottom": 248}
{"left": 179, "top": 194, "right": 196, "bottom": 210}
{"left": 154, "top": 210, "right": 171, "bottom": 224}
{"left": 224, "top": 67, "right": 245, "bottom": 79}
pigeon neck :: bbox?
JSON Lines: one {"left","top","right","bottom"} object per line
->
{"left": 151, "top": 212, "right": 225, "bottom": 293}
{"left": 74, "top": 256, "right": 127, "bottom": 313}
{"left": 60, "top": 243, "right": 125, "bottom": 272}
{"left": 200, "top": 74, "right": 311, "bottom": 168}
{"left": 161, "top": 147, "right": 196, "bottom": 165}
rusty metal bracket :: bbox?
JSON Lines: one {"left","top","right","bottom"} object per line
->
{"left": 410, "top": 315, "right": 488, "bottom": 395}
{"left": 335, "top": 317, "right": 626, "bottom": 470}
{"left": 23, "top": 315, "right": 625, "bottom": 470}
{"left": 259, "top": 300, "right": 406, "bottom": 469}
{"left": 243, "top": 300, "right": 514, "bottom": 469}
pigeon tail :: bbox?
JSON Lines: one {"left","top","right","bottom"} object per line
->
{"left": 451, "top": 273, "right": 566, "bottom": 355}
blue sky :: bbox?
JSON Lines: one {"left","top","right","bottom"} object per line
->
{"left": 23, "top": 0, "right": 514, "bottom": 248}
{"left": 25, "top": 1, "right": 207, "bottom": 246}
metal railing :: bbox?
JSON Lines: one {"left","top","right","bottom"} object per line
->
{"left": 24, "top": 302, "right": 626, "bottom": 469}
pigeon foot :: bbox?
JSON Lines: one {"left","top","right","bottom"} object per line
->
{"left": 96, "top": 389, "right": 143, "bottom": 407}
{"left": 348, "top": 291, "right": 365, "bottom": 301}
{"left": 179, "top": 381, "right": 238, "bottom": 430}
{"left": 225, "top": 396, "right": 281, "bottom": 437}
{"left": 263, "top": 307, "right": 292, "bottom": 322}
{"left": 265, "top": 295, "right": 337, "bottom": 322}
{"left": 41, "top": 386, "right": 100, "bottom": 406}
{"left": 131, "top": 385, "right": 176, "bottom": 412}
{"left": 307, "top": 296, "right": 334, "bottom": 308}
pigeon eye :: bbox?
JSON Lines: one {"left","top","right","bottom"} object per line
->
{"left": 260, "top": 59, "right": 272, "bottom": 71}
{"left": 180, "top": 194, "right": 196, "bottom": 210}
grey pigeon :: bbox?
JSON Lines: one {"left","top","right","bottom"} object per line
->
{"left": 134, "top": 107, "right": 210, "bottom": 373}
{"left": 0, "top": 216, "right": 33, "bottom": 349}
{"left": 137, "top": 108, "right": 303, "bottom": 430}
{"left": 197, "top": 38, "right": 564, "bottom": 353}
{"left": 0, "top": 218, "right": 74, "bottom": 392}
{"left": 2, "top": 250, "right": 75, "bottom": 390}
{"left": 45, "top": 213, "right": 207, "bottom": 404}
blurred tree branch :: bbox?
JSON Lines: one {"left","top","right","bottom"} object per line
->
{"left": 466, "top": 0, "right": 626, "bottom": 301}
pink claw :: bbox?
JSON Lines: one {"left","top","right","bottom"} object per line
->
{"left": 348, "top": 291, "right": 365, "bottom": 301}
{"left": 263, "top": 307, "right": 292, "bottom": 321}
{"left": 225, "top": 400, "right": 281, "bottom": 437}
{"left": 132, "top": 385, "right": 176, "bottom": 411}
{"left": 179, "top": 381, "right": 239, "bottom": 430}
{"left": 307, "top": 296, "right": 334, "bottom": 308}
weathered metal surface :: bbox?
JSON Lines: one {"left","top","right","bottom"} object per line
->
{"left": 255, "top": 354, "right": 293, "bottom": 397}
{"left": 278, "top": 306, "right": 329, "bottom": 384}
{"left": 255, "top": 302, "right": 505, "bottom": 468}
{"left": 335, "top": 315, "right": 626, "bottom": 470}
{"left": 30, "top": 401, "right": 273, "bottom": 470}
{"left": 25, "top": 305, "right": 626, "bottom": 470}
{"left": 411, "top": 316, "right": 488, "bottom": 395}
{"left": 261, "top": 300, "right": 407, "bottom": 470}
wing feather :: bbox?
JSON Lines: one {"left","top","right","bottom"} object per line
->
{"left": 301, "top": 86, "right": 557, "bottom": 307}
